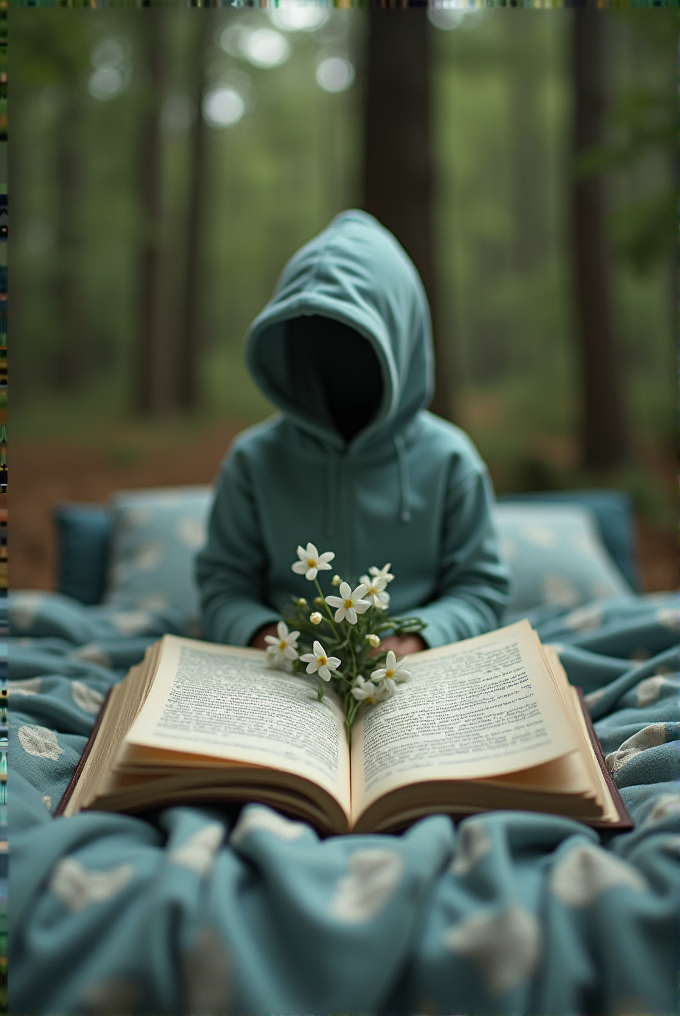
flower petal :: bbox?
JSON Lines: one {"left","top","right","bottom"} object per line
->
{"left": 264, "top": 635, "right": 278, "bottom": 646}
{"left": 334, "top": 607, "right": 346, "bottom": 623}
{"left": 296, "top": 545, "right": 308, "bottom": 561}
{"left": 346, "top": 607, "right": 357, "bottom": 625}
{"left": 305, "top": 661, "right": 318, "bottom": 674}
{"left": 305, "top": 567, "right": 318, "bottom": 581}
{"left": 292, "top": 561, "right": 308, "bottom": 574}
{"left": 318, "top": 551, "right": 335, "bottom": 565}
{"left": 395, "top": 668, "right": 411, "bottom": 682}
{"left": 312, "top": 641, "right": 324, "bottom": 656}
{"left": 318, "top": 665, "right": 332, "bottom": 682}
{"left": 327, "top": 657, "right": 341, "bottom": 670}
{"left": 386, "top": 651, "right": 397, "bottom": 670}
{"left": 370, "top": 668, "right": 387, "bottom": 682}
{"left": 354, "top": 599, "right": 370, "bottom": 614}
{"left": 338, "top": 582, "right": 352, "bottom": 600}
{"left": 284, "top": 646, "right": 299, "bottom": 660}
{"left": 325, "top": 596, "right": 343, "bottom": 609}
{"left": 306, "top": 543, "right": 319, "bottom": 559}
{"left": 352, "top": 584, "right": 367, "bottom": 599}
{"left": 300, "top": 653, "right": 316, "bottom": 664}
{"left": 276, "top": 621, "right": 288, "bottom": 638}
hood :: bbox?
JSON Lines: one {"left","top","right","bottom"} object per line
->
{"left": 245, "top": 210, "right": 434, "bottom": 453}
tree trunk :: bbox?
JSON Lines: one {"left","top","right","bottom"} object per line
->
{"left": 53, "top": 92, "right": 87, "bottom": 390}
{"left": 511, "top": 68, "right": 543, "bottom": 279}
{"left": 177, "top": 13, "right": 211, "bottom": 411}
{"left": 362, "top": 7, "right": 454, "bottom": 421}
{"left": 135, "top": 13, "right": 170, "bottom": 417}
{"left": 570, "top": 10, "right": 630, "bottom": 472}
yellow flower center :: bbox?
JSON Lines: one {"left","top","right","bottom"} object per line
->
{"left": 319, "top": 655, "right": 327, "bottom": 666}
{"left": 307, "top": 558, "right": 316, "bottom": 567}
{"left": 279, "top": 640, "right": 287, "bottom": 650}
{"left": 344, "top": 598, "right": 353, "bottom": 609}
{"left": 386, "top": 669, "right": 394, "bottom": 679}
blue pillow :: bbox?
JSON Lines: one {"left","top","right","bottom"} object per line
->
{"left": 497, "top": 490, "right": 639, "bottom": 591}
{"left": 103, "top": 486, "right": 213, "bottom": 619}
{"left": 54, "top": 504, "right": 112, "bottom": 605}
{"left": 493, "top": 502, "right": 634, "bottom": 620}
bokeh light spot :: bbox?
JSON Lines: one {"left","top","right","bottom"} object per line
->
{"left": 91, "top": 37, "right": 128, "bottom": 70}
{"left": 88, "top": 67, "right": 125, "bottom": 101}
{"left": 315, "top": 57, "right": 354, "bottom": 94}
{"left": 241, "top": 28, "right": 290, "bottom": 68}
{"left": 203, "top": 86, "right": 245, "bottom": 128}
{"left": 270, "top": 3, "right": 330, "bottom": 33}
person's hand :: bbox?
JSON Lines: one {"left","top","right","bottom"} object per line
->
{"left": 249, "top": 623, "right": 278, "bottom": 650}
{"left": 374, "top": 634, "right": 426, "bottom": 657}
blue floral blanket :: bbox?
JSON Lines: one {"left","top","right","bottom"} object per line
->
{"left": 9, "top": 591, "right": 680, "bottom": 1015}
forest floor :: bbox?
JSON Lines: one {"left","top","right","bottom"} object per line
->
{"left": 12, "top": 417, "right": 678, "bottom": 595}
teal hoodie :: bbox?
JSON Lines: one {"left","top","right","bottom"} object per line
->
{"left": 196, "top": 210, "right": 511, "bottom": 647}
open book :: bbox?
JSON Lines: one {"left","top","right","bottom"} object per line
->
{"left": 57, "top": 620, "right": 632, "bottom": 833}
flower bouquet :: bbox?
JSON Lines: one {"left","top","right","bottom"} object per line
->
{"left": 264, "top": 543, "right": 426, "bottom": 742}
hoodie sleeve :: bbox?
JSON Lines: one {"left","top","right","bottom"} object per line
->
{"left": 195, "top": 447, "right": 280, "bottom": 647}
{"left": 409, "top": 466, "right": 512, "bottom": 648}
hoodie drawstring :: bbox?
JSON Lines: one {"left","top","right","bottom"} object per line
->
{"left": 394, "top": 434, "right": 412, "bottom": 523}
{"left": 326, "top": 438, "right": 410, "bottom": 535}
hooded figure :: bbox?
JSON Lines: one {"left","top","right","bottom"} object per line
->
{"left": 196, "top": 210, "right": 511, "bottom": 648}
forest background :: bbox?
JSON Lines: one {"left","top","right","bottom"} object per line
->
{"left": 11, "top": 6, "right": 677, "bottom": 593}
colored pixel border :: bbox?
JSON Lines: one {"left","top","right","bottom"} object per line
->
{"left": 6, "top": 0, "right": 680, "bottom": 9}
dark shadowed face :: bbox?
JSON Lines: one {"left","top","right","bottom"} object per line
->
{"left": 285, "top": 316, "right": 383, "bottom": 443}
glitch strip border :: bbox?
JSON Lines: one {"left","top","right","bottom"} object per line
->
{"left": 0, "top": 4, "right": 7, "bottom": 1014}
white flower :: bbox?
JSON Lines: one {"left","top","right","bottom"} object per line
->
{"left": 359, "top": 573, "right": 390, "bottom": 609}
{"left": 325, "top": 582, "right": 371, "bottom": 625}
{"left": 300, "top": 640, "right": 341, "bottom": 682}
{"left": 351, "top": 676, "right": 379, "bottom": 703}
{"left": 264, "top": 621, "right": 300, "bottom": 671}
{"left": 310, "top": 612, "right": 323, "bottom": 625}
{"left": 370, "top": 650, "right": 411, "bottom": 697}
{"left": 369, "top": 563, "right": 395, "bottom": 584}
{"left": 292, "top": 543, "right": 335, "bottom": 581}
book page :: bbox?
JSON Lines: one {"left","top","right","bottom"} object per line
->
{"left": 124, "top": 636, "right": 351, "bottom": 815}
{"left": 351, "top": 621, "right": 578, "bottom": 819}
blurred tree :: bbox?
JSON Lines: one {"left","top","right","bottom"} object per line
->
{"left": 135, "top": 12, "right": 170, "bottom": 416}
{"left": 570, "top": 9, "right": 630, "bottom": 472}
{"left": 177, "top": 13, "right": 211, "bottom": 413}
{"left": 581, "top": 12, "right": 677, "bottom": 278}
{"left": 53, "top": 88, "right": 88, "bottom": 390}
{"left": 511, "top": 63, "right": 544, "bottom": 280}
{"left": 11, "top": 16, "right": 92, "bottom": 395}
{"left": 362, "top": 7, "right": 454, "bottom": 422}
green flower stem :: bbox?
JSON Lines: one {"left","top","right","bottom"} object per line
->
{"left": 314, "top": 576, "right": 340, "bottom": 636}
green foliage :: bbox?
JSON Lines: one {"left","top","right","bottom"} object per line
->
{"left": 11, "top": 8, "right": 675, "bottom": 524}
